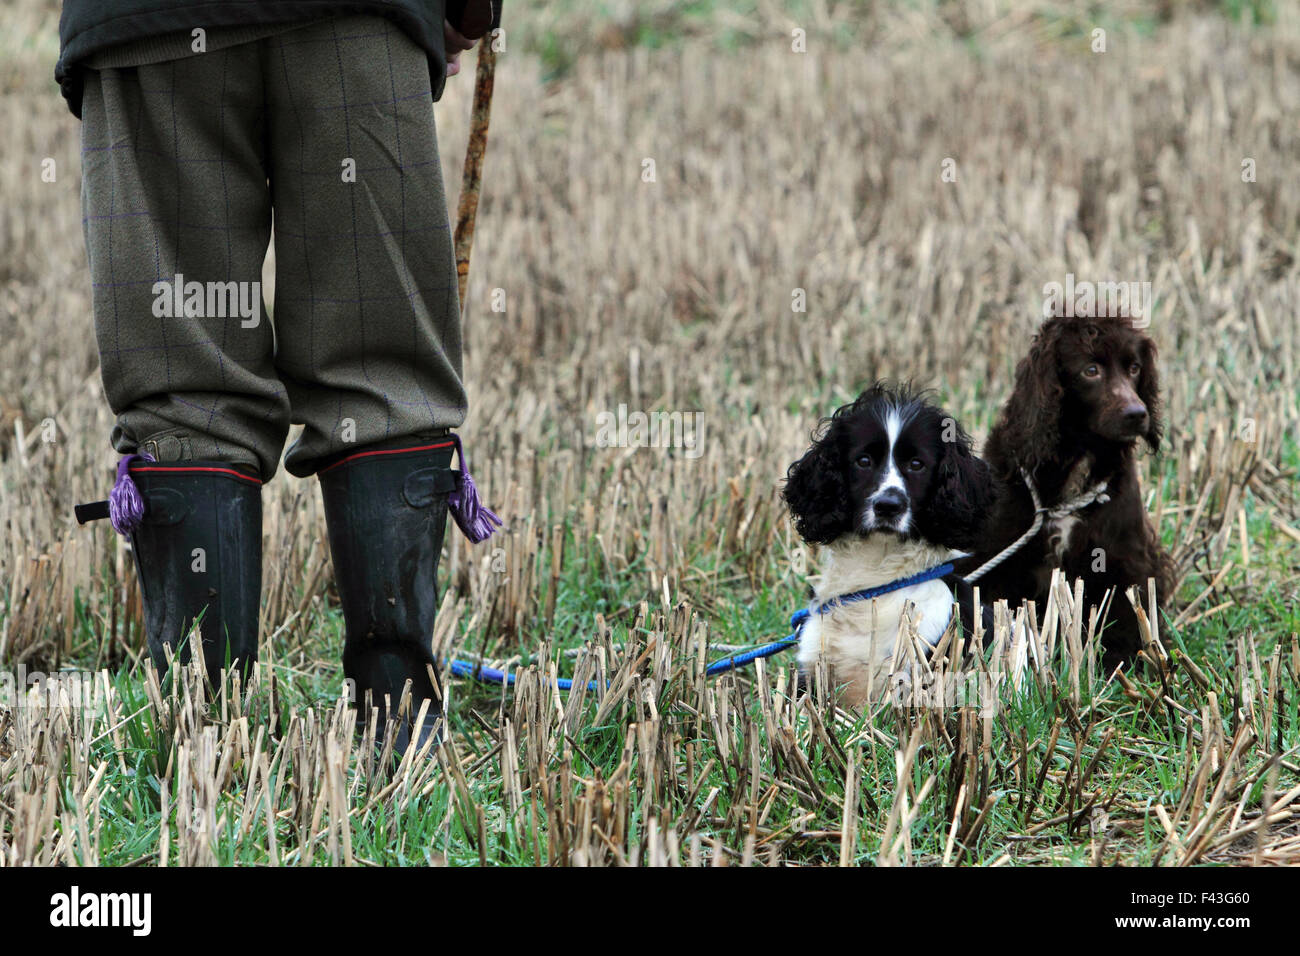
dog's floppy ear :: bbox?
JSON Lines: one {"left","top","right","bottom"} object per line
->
{"left": 1137, "top": 333, "right": 1163, "bottom": 451}
{"left": 999, "top": 319, "right": 1065, "bottom": 471}
{"left": 918, "top": 415, "right": 996, "bottom": 552}
{"left": 783, "top": 421, "right": 851, "bottom": 545}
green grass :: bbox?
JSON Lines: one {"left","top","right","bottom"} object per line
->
{"left": 22, "top": 424, "right": 1295, "bottom": 867}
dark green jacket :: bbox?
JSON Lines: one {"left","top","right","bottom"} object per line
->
{"left": 56, "top": 0, "right": 448, "bottom": 117}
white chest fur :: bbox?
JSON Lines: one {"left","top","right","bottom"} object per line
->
{"left": 1046, "top": 513, "right": 1080, "bottom": 562}
{"left": 796, "top": 537, "right": 957, "bottom": 707}
{"left": 1044, "top": 454, "right": 1096, "bottom": 563}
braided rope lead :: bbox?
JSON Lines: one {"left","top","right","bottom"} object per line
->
{"left": 964, "top": 467, "right": 1110, "bottom": 583}
{"left": 449, "top": 562, "right": 956, "bottom": 689}
{"left": 454, "top": 37, "right": 497, "bottom": 313}
{"left": 448, "top": 658, "right": 603, "bottom": 692}
{"left": 698, "top": 560, "right": 955, "bottom": 678}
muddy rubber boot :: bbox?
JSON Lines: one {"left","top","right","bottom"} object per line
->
{"left": 318, "top": 440, "right": 457, "bottom": 757}
{"left": 125, "top": 461, "right": 263, "bottom": 685}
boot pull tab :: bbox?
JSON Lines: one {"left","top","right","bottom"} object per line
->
{"left": 402, "top": 467, "right": 458, "bottom": 508}
{"left": 138, "top": 487, "right": 190, "bottom": 525}
{"left": 447, "top": 433, "right": 502, "bottom": 543}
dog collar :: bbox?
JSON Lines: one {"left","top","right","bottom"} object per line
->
{"left": 963, "top": 467, "right": 1109, "bottom": 583}
{"left": 790, "top": 561, "right": 955, "bottom": 632}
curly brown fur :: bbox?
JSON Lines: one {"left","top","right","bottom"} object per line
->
{"left": 954, "top": 316, "right": 1174, "bottom": 672}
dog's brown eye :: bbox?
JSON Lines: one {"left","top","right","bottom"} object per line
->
{"left": 856, "top": 455, "right": 872, "bottom": 469}
{"left": 1129, "top": 363, "right": 1141, "bottom": 377}
{"left": 1083, "top": 364, "right": 1100, "bottom": 378}
{"left": 908, "top": 458, "right": 925, "bottom": 472}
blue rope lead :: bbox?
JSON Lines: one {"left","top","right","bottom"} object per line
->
{"left": 703, "top": 634, "right": 801, "bottom": 677}
{"left": 447, "top": 561, "right": 955, "bottom": 690}
{"left": 814, "top": 562, "right": 953, "bottom": 613}
{"left": 447, "top": 658, "right": 603, "bottom": 691}
{"left": 707, "top": 560, "right": 953, "bottom": 677}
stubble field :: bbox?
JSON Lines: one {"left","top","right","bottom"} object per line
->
{"left": 1, "top": 0, "right": 1298, "bottom": 865}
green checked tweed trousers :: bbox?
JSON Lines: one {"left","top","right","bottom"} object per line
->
{"left": 79, "top": 15, "right": 466, "bottom": 479}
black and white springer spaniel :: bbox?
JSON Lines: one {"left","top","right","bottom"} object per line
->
{"left": 783, "top": 383, "right": 999, "bottom": 706}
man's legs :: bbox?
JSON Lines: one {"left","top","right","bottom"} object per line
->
{"left": 264, "top": 17, "right": 466, "bottom": 476}
{"left": 82, "top": 51, "right": 287, "bottom": 476}
{"left": 81, "top": 47, "right": 281, "bottom": 682}
{"left": 263, "top": 16, "right": 468, "bottom": 752}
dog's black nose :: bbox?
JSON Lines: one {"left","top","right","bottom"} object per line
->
{"left": 872, "top": 489, "right": 907, "bottom": 519}
{"left": 1123, "top": 403, "right": 1148, "bottom": 426}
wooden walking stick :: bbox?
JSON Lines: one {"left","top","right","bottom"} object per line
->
{"left": 453, "top": 23, "right": 499, "bottom": 317}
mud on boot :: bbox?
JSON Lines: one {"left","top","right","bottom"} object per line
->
{"left": 78, "top": 456, "right": 263, "bottom": 687}
{"left": 319, "top": 439, "right": 458, "bottom": 756}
